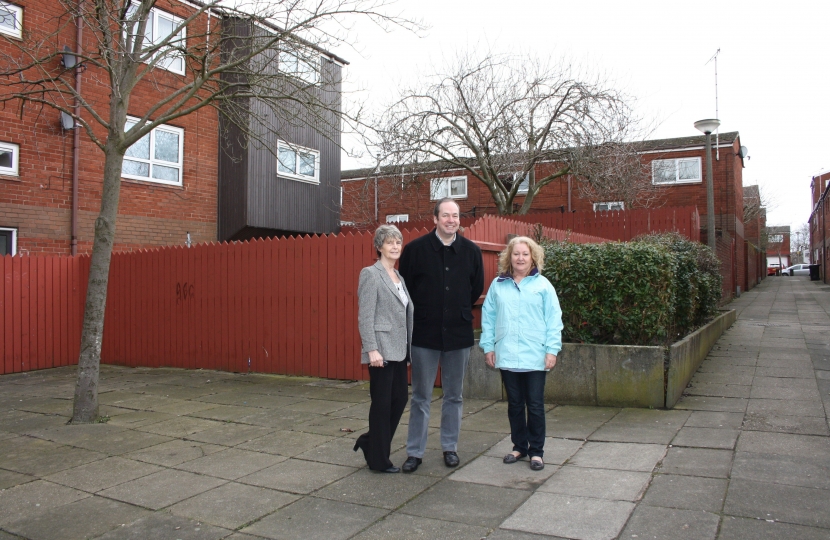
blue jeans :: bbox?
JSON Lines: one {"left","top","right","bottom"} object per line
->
{"left": 405, "top": 346, "right": 470, "bottom": 458}
{"left": 500, "top": 369, "right": 547, "bottom": 459}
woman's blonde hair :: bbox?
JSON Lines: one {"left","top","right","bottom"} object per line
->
{"left": 498, "top": 236, "right": 545, "bottom": 275}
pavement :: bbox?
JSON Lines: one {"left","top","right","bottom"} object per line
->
{"left": 1, "top": 275, "right": 829, "bottom": 540}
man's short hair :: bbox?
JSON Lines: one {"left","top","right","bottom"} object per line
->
{"left": 433, "top": 198, "right": 461, "bottom": 217}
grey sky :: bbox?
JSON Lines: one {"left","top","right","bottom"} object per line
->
{"left": 335, "top": 0, "right": 828, "bottom": 229}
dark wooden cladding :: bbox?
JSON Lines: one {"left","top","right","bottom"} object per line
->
{"left": 218, "top": 19, "right": 342, "bottom": 241}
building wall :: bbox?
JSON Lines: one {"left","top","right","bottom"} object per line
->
{"left": 809, "top": 172, "right": 830, "bottom": 283}
{"left": 0, "top": 0, "right": 221, "bottom": 255}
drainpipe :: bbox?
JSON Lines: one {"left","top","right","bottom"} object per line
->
{"left": 567, "top": 176, "right": 572, "bottom": 212}
{"left": 70, "top": 4, "right": 83, "bottom": 256}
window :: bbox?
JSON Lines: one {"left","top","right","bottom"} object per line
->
{"left": 279, "top": 50, "right": 319, "bottom": 85}
{"left": 498, "top": 172, "right": 529, "bottom": 193}
{"left": 593, "top": 201, "right": 625, "bottom": 212}
{"left": 0, "top": 2, "right": 22, "bottom": 39}
{"left": 0, "top": 227, "right": 16, "bottom": 255}
{"left": 127, "top": 4, "right": 186, "bottom": 75}
{"left": 652, "top": 157, "right": 701, "bottom": 185}
{"left": 386, "top": 214, "right": 409, "bottom": 223}
{"left": 769, "top": 234, "right": 783, "bottom": 243}
{"left": 430, "top": 176, "right": 467, "bottom": 200}
{"left": 0, "top": 141, "right": 19, "bottom": 176}
{"left": 277, "top": 140, "right": 319, "bottom": 183}
{"left": 122, "top": 118, "right": 183, "bottom": 186}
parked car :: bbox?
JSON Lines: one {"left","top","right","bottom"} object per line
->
{"left": 782, "top": 264, "right": 810, "bottom": 276}
{"left": 767, "top": 265, "right": 781, "bottom": 276}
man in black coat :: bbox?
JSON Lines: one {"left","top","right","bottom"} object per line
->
{"left": 398, "top": 198, "right": 484, "bottom": 472}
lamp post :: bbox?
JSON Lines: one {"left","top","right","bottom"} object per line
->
{"left": 694, "top": 119, "right": 720, "bottom": 252}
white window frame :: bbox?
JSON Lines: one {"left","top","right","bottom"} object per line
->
{"left": 0, "top": 227, "right": 17, "bottom": 256}
{"left": 593, "top": 201, "right": 625, "bottom": 212}
{"left": 0, "top": 141, "right": 19, "bottom": 176}
{"left": 121, "top": 117, "right": 184, "bottom": 186}
{"left": 651, "top": 157, "right": 702, "bottom": 185}
{"left": 277, "top": 140, "right": 320, "bottom": 184}
{"left": 430, "top": 175, "right": 467, "bottom": 200}
{"left": 278, "top": 49, "right": 320, "bottom": 85}
{"left": 769, "top": 234, "right": 784, "bottom": 243}
{"left": 127, "top": 4, "right": 186, "bottom": 76}
{"left": 386, "top": 214, "right": 409, "bottom": 223}
{"left": 0, "top": 2, "right": 23, "bottom": 39}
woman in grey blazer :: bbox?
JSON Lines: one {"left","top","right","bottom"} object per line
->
{"left": 353, "top": 224, "right": 414, "bottom": 473}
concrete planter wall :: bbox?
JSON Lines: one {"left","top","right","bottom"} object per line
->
{"left": 464, "top": 309, "right": 736, "bottom": 409}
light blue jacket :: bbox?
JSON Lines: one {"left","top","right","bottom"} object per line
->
{"left": 480, "top": 269, "right": 563, "bottom": 371}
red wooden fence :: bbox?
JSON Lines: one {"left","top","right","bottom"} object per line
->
{"left": 2, "top": 215, "right": 610, "bottom": 377}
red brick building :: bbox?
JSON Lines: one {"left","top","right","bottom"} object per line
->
{"left": 765, "top": 225, "right": 791, "bottom": 273}
{"left": 0, "top": 0, "right": 343, "bottom": 256}
{"left": 809, "top": 170, "right": 830, "bottom": 283}
{"left": 342, "top": 131, "right": 760, "bottom": 299}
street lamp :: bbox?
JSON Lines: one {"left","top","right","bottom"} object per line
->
{"left": 694, "top": 119, "right": 720, "bottom": 252}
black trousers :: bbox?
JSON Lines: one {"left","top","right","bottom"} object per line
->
{"left": 500, "top": 369, "right": 548, "bottom": 459}
{"left": 355, "top": 360, "right": 409, "bottom": 470}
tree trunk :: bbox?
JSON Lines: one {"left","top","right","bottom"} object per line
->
{"left": 71, "top": 144, "right": 125, "bottom": 424}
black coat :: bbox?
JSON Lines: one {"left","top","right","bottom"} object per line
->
{"left": 399, "top": 230, "right": 484, "bottom": 351}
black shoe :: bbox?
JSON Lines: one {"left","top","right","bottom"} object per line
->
{"left": 530, "top": 458, "right": 545, "bottom": 471}
{"left": 402, "top": 456, "right": 422, "bottom": 473}
{"left": 503, "top": 452, "right": 526, "bottom": 464}
{"left": 443, "top": 451, "right": 460, "bottom": 467}
{"left": 382, "top": 466, "right": 401, "bottom": 473}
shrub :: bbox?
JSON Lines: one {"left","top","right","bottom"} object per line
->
{"left": 632, "top": 232, "right": 722, "bottom": 333}
{"left": 541, "top": 235, "right": 721, "bottom": 346}
{"left": 542, "top": 241, "right": 675, "bottom": 345}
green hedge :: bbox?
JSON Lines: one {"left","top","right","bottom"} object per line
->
{"left": 542, "top": 234, "right": 721, "bottom": 346}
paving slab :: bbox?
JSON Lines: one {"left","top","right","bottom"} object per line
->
{"left": 168, "top": 482, "right": 299, "bottom": 530}
{"left": 730, "top": 451, "right": 830, "bottom": 490}
{"left": 292, "top": 415, "right": 369, "bottom": 437}
{"left": 43, "top": 456, "right": 162, "bottom": 493}
{"left": 236, "top": 429, "right": 336, "bottom": 457}
{"left": 241, "top": 496, "right": 388, "bottom": 540}
{"left": 94, "top": 512, "right": 232, "bottom": 540}
{"left": 0, "top": 469, "right": 35, "bottom": 490}
{"left": 281, "top": 398, "right": 355, "bottom": 414}
{"left": 671, "top": 427, "right": 740, "bottom": 449}
{"left": 684, "top": 383, "right": 752, "bottom": 399}
{"left": 97, "top": 469, "right": 227, "bottom": 510}
{"left": 749, "top": 385, "right": 822, "bottom": 400}
{"left": 683, "top": 411, "right": 744, "bottom": 429}
{"left": 537, "top": 465, "right": 651, "bottom": 501}
{"left": 735, "top": 430, "right": 830, "bottom": 457}
{"left": 641, "top": 474, "right": 727, "bottom": 512}
{"left": 195, "top": 391, "right": 303, "bottom": 408}
{"left": 398, "top": 479, "right": 531, "bottom": 528}
{"left": 175, "top": 447, "right": 287, "bottom": 479}
{"left": 123, "top": 439, "right": 226, "bottom": 467}
{"left": 455, "top": 405, "right": 512, "bottom": 433}
{"left": 427, "top": 428, "right": 507, "bottom": 457}
{"left": 690, "top": 372, "right": 753, "bottom": 385}
{"left": 295, "top": 435, "right": 373, "bottom": 468}
{"left": 673, "top": 396, "right": 748, "bottom": 413}
{"left": 352, "top": 512, "right": 490, "bottom": 540}
{"left": 485, "top": 436, "right": 583, "bottom": 465}
{"left": 723, "top": 478, "right": 830, "bottom": 528}
{"left": 745, "top": 397, "right": 827, "bottom": 417}
{"left": 0, "top": 480, "right": 89, "bottom": 526}
{"left": 502, "top": 492, "right": 634, "bottom": 540}
{"left": 3, "top": 495, "right": 150, "bottom": 540}
{"left": 568, "top": 441, "right": 666, "bottom": 472}
{"left": 657, "top": 447, "right": 734, "bottom": 478}
{"left": 135, "top": 416, "right": 225, "bottom": 437}
{"left": 315, "top": 468, "right": 438, "bottom": 509}
{"left": 0, "top": 437, "right": 106, "bottom": 476}
{"left": 545, "top": 406, "right": 620, "bottom": 439}
{"left": 448, "top": 455, "right": 557, "bottom": 490}
{"left": 237, "top": 458, "right": 356, "bottom": 494}
{"left": 25, "top": 424, "right": 173, "bottom": 455}
{"left": 486, "top": 530, "right": 570, "bottom": 540}
{"left": 618, "top": 505, "right": 720, "bottom": 540}
{"left": 742, "top": 412, "right": 830, "bottom": 435}
{"left": 185, "top": 423, "right": 274, "bottom": 446}
{"left": 717, "top": 515, "right": 830, "bottom": 540}
{"left": 104, "top": 411, "right": 175, "bottom": 428}
{"left": 236, "top": 408, "right": 322, "bottom": 429}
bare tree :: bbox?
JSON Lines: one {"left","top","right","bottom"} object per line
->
{"left": 366, "top": 52, "right": 643, "bottom": 215}
{"left": 791, "top": 222, "right": 810, "bottom": 264}
{"left": 0, "top": 0, "right": 414, "bottom": 423}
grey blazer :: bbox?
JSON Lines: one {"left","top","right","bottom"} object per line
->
{"left": 357, "top": 261, "right": 414, "bottom": 364}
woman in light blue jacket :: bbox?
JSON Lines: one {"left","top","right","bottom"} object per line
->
{"left": 480, "top": 236, "right": 563, "bottom": 471}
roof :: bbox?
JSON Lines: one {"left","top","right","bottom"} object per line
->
{"left": 342, "top": 131, "right": 742, "bottom": 180}
{"left": 743, "top": 185, "right": 760, "bottom": 200}
{"left": 767, "top": 225, "right": 791, "bottom": 234}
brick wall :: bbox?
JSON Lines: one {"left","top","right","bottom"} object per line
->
{"left": 0, "top": 0, "right": 219, "bottom": 255}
